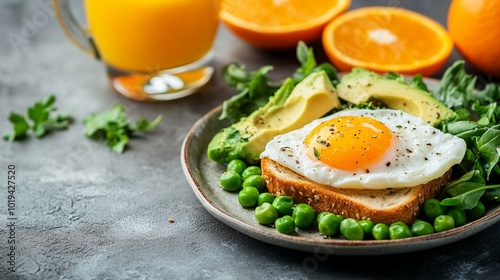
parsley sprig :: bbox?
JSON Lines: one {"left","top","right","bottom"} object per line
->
{"left": 3, "top": 95, "right": 72, "bottom": 141}
{"left": 83, "top": 105, "right": 162, "bottom": 153}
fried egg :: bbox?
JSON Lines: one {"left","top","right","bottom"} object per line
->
{"left": 260, "top": 109, "right": 467, "bottom": 189}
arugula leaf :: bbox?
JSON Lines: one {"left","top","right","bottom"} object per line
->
{"left": 441, "top": 184, "right": 486, "bottom": 209}
{"left": 384, "top": 72, "right": 430, "bottom": 92}
{"left": 441, "top": 178, "right": 500, "bottom": 209}
{"left": 3, "top": 95, "right": 72, "bottom": 141}
{"left": 441, "top": 170, "right": 485, "bottom": 194}
{"left": 483, "top": 188, "right": 500, "bottom": 203}
{"left": 83, "top": 105, "right": 162, "bottom": 154}
{"left": 439, "top": 171, "right": 485, "bottom": 209}
{"left": 441, "top": 121, "right": 483, "bottom": 139}
{"left": 453, "top": 149, "right": 478, "bottom": 178}
{"left": 219, "top": 41, "right": 339, "bottom": 124}
{"left": 266, "top": 78, "right": 296, "bottom": 110}
{"left": 474, "top": 125, "right": 500, "bottom": 179}
{"left": 293, "top": 41, "right": 339, "bottom": 85}
{"left": 472, "top": 101, "right": 497, "bottom": 125}
{"left": 295, "top": 41, "right": 316, "bottom": 78}
{"left": 434, "top": 60, "right": 477, "bottom": 110}
{"left": 408, "top": 74, "right": 430, "bottom": 92}
{"left": 436, "top": 61, "right": 500, "bottom": 125}
{"left": 220, "top": 64, "right": 277, "bottom": 123}
{"left": 476, "top": 83, "right": 500, "bottom": 104}
{"left": 434, "top": 61, "right": 500, "bottom": 210}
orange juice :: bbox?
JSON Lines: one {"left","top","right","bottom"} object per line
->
{"left": 85, "top": 0, "right": 219, "bottom": 72}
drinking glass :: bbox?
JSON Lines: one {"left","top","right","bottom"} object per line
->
{"left": 53, "top": 0, "right": 220, "bottom": 101}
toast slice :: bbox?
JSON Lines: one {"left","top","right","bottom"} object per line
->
{"left": 261, "top": 157, "right": 453, "bottom": 225}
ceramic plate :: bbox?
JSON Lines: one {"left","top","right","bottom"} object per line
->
{"left": 180, "top": 78, "right": 500, "bottom": 255}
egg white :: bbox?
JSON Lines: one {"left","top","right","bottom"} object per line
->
{"left": 260, "top": 109, "right": 467, "bottom": 189}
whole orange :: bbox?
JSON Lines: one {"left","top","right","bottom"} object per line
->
{"left": 448, "top": 0, "right": 500, "bottom": 78}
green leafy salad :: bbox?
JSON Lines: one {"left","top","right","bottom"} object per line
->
{"left": 219, "top": 42, "right": 500, "bottom": 213}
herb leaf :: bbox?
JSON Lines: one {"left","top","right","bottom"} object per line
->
{"left": 434, "top": 60, "right": 476, "bottom": 110}
{"left": 83, "top": 105, "right": 162, "bottom": 153}
{"left": 219, "top": 41, "right": 339, "bottom": 124}
{"left": 293, "top": 41, "right": 339, "bottom": 85}
{"left": 3, "top": 113, "right": 30, "bottom": 141}
{"left": 440, "top": 171, "right": 486, "bottom": 209}
{"left": 134, "top": 115, "right": 163, "bottom": 131}
{"left": 220, "top": 64, "right": 277, "bottom": 123}
{"left": 435, "top": 61, "right": 500, "bottom": 209}
{"left": 476, "top": 83, "right": 500, "bottom": 104}
{"left": 384, "top": 72, "right": 430, "bottom": 92}
{"left": 475, "top": 125, "right": 500, "bottom": 179}
{"left": 313, "top": 147, "right": 320, "bottom": 160}
{"left": 3, "top": 95, "right": 72, "bottom": 141}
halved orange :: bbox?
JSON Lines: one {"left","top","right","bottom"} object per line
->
{"left": 322, "top": 7, "right": 453, "bottom": 76}
{"left": 220, "top": 0, "right": 351, "bottom": 50}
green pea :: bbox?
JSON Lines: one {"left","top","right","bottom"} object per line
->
{"left": 434, "top": 215, "right": 455, "bottom": 232}
{"left": 466, "top": 201, "right": 486, "bottom": 220}
{"left": 242, "top": 175, "right": 266, "bottom": 193}
{"left": 447, "top": 207, "right": 467, "bottom": 227}
{"left": 227, "top": 159, "right": 247, "bottom": 175}
{"left": 219, "top": 171, "right": 242, "bottom": 192}
{"left": 389, "top": 222, "right": 413, "bottom": 239}
{"left": 340, "top": 218, "right": 364, "bottom": 240}
{"left": 242, "top": 166, "right": 262, "bottom": 181}
{"left": 254, "top": 202, "right": 278, "bottom": 225}
{"left": 238, "top": 187, "right": 259, "bottom": 208}
{"left": 272, "top": 195, "right": 294, "bottom": 217}
{"left": 316, "top": 212, "right": 330, "bottom": 225}
{"left": 411, "top": 219, "right": 434, "bottom": 236}
{"left": 359, "top": 220, "right": 375, "bottom": 238}
{"left": 390, "top": 221, "right": 407, "bottom": 227}
{"left": 275, "top": 215, "right": 295, "bottom": 234}
{"left": 422, "top": 198, "right": 447, "bottom": 222}
{"left": 318, "top": 213, "right": 342, "bottom": 236}
{"left": 258, "top": 192, "right": 275, "bottom": 206}
{"left": 292, "top": 203, "right": 315, "bottom": 229}
{"left": 372, "top": 223, "right": 389, "bottom": 240}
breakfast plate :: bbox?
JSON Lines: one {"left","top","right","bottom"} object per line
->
{"left": 180, "top": 79, "right": 500, "bottom": 255}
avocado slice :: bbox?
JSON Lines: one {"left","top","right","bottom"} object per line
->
{"left": 207, "top": 70, "right": 342, "bottom": 164}
{"left": 337, "top": 68, "right": 453, "bottom": 126}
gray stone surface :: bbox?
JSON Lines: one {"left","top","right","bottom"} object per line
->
{"left": 0, "top": 0, "right": 499, "bottom": 279}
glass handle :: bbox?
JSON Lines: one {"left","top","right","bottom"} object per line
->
{"left": 53, "top": 0, "right": 100, "bottom": 59}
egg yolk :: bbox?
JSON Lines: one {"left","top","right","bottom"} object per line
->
{"left": 305, "top": 116, "right": 393, "bottom": 172}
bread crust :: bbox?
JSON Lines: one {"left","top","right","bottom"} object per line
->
{"left": 261, "top": 157, "right": 452, "bottom": 225}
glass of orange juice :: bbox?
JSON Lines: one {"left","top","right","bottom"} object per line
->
{"left": 53, "top": 0, "right": 220, "bottom": 101}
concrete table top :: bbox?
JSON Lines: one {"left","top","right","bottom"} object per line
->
{"left": 1, "top": 0, "right": 499, "bottom": 279}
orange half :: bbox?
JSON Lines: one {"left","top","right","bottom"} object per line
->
{"left": 322, "top": 7, "right": 453, "bottom": 76}
{"left": 220, "top": 0, "right": 351, "bottom": 50}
